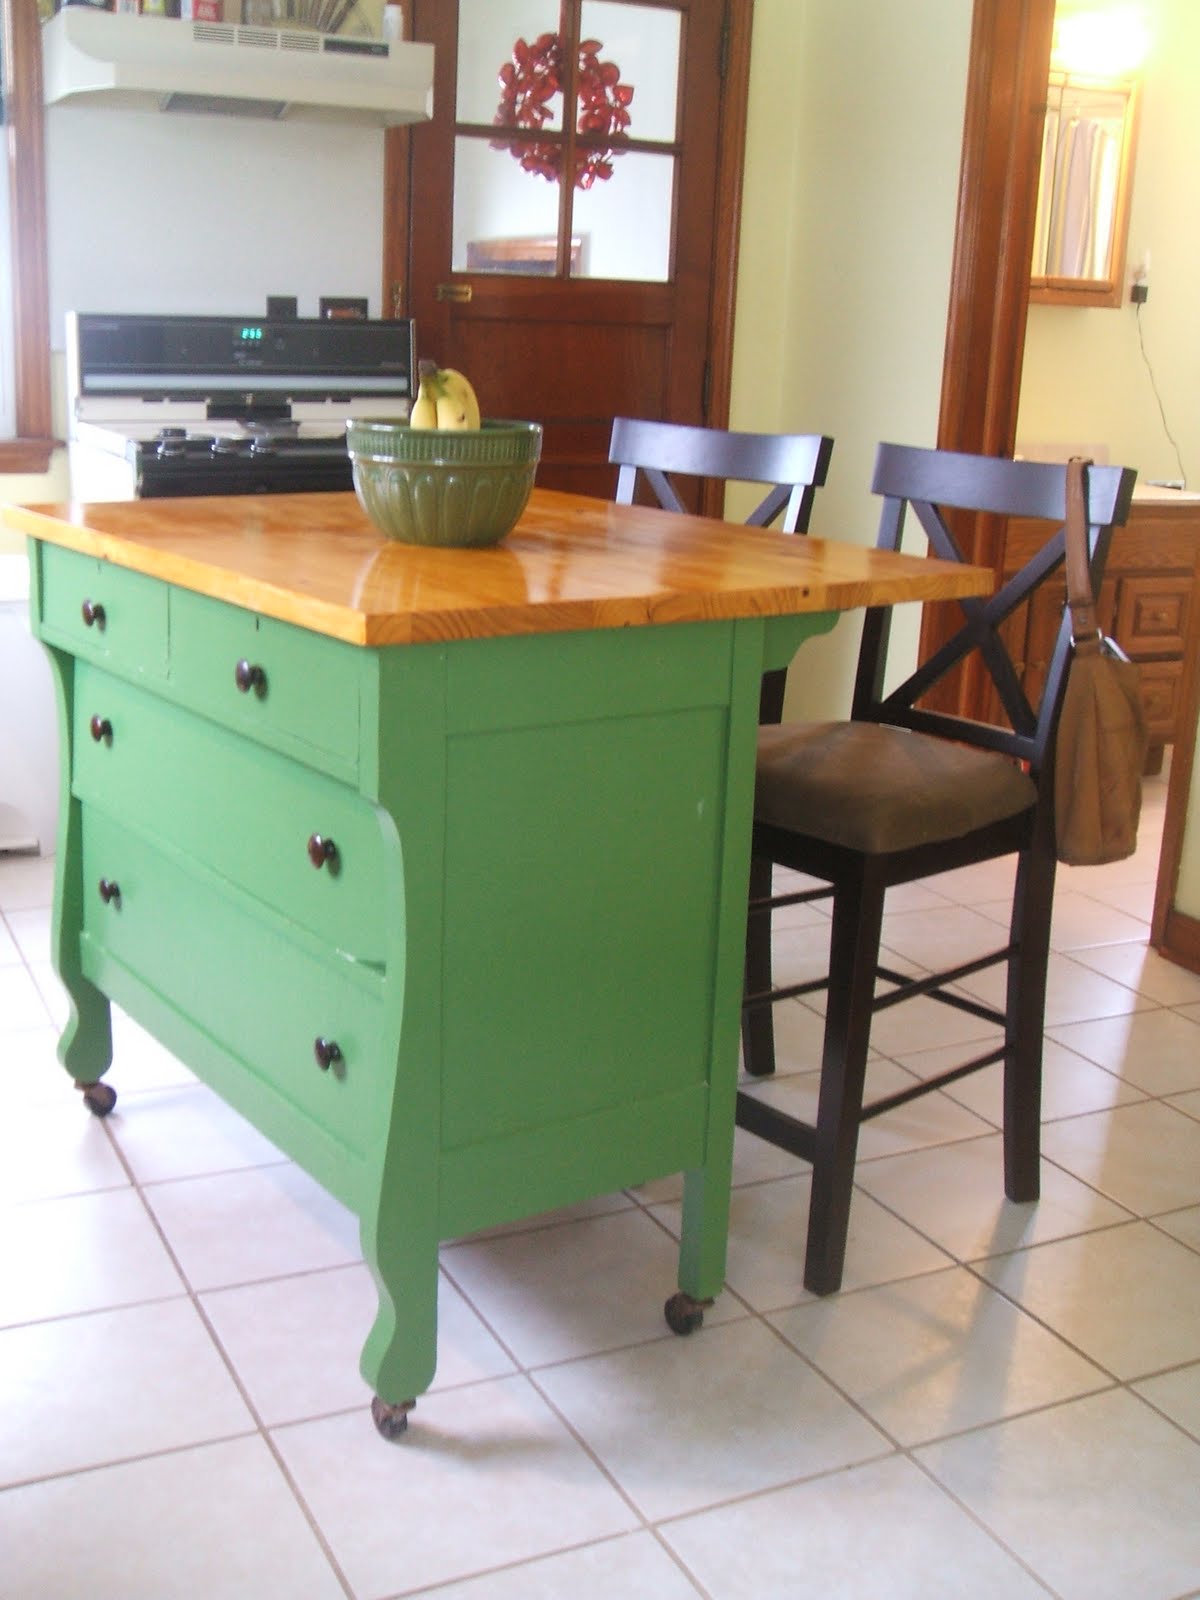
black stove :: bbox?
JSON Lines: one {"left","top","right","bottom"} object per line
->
{"left": 67, "top": 312, "right": 414, "bottom": 500}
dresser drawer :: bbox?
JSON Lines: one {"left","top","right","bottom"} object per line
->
{"left": 1137, "top": 660, "right": 1182, "bottom": 738}
{"left": 80, "top": 809, "right": 384, "bottom": 1158}
{"left": 38, "top": 544, "right": 168, "bottom": 679}
{"left": 170, "top": 586, "right": 363, "bottom": 777}
{"left": 73, "top": 664, "right": 387, "bottom": 963}
{"left": 1116, "top": 576, "right": 1191, "bottom": 658}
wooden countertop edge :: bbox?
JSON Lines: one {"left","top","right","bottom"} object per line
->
{"left": 4, "top": 499, "right": 993, "bottom": 648}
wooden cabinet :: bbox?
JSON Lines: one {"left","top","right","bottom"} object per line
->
{"left": 998, "top": 494, "right": 1200, "bottom": 773}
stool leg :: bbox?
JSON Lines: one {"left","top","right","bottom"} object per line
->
{"left": 1003, "top": 836, "right": 1055, "bottom": 1201}
{"left": 804, "top": 866, "right": 884, "bottom": 1295}
{"left": 742, "top": 853, "right": 778, "bottom": 1078}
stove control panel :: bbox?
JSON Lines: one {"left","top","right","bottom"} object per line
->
{"left": 68, "top": 312, "right": 415, "bottom": 410}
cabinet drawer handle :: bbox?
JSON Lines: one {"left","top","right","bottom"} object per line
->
{"left": 235, "top": 659, "right": 267, "bottom": 696}
{"left": 98, "top": 877, "right": 121, "bottom": 906}
{"left": 89, "top": 715, "right": 113, "bottom": 745}
{"left": 81, "top": 598, "right": 106, "bottom": 629}
{"left": 307, "top": 833, "right": 339, "bottom": 871}
{"left": 313, "top": 1037, "right": 343, "bottom": 1072}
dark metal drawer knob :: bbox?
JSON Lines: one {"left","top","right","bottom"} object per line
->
{"left": 89, "top": 715, "right": 113, "bottom": 745}
{"left": 98, "top": 878, "right": 121, "bottom": 905}
{"left": 81, "top": 598, "right": 106, "bottom": 629}
{"left": 234, "top": 659, "right": 267, "bottom": 695}
{"left": 307, "top": 833, "right": 338, "bottom": 871}
{"left": 313, "top": 1037, "right": 343, "bottom": 1072}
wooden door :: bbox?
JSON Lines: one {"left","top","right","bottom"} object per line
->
{"left": 393, "top": 0, "right": 750, "bottom": 502}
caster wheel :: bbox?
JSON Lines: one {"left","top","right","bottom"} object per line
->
{"left": 371, "top": 1395, "right": 415, "bottom": 1441}
{"left": 664, "top": 1291, "right": 710, "bottom": 1336}
{"left": 80, "top": 1081, "right": 117, "bottom": 1118}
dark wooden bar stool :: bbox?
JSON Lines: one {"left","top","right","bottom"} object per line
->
{"left": 739, "top": 443, "right": 1137, "bottom": 1294}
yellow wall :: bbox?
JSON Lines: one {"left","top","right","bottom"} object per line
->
{"left": 1017, "top": 0, "right": 1200, "bottom": 924}
{"left": 0, "top": 454, "right": 69, "bottom": 554}
{"left": 729, "top": 0, "right": 972, "bottom": 718}
{"left": 1017, "top": 0, "right": 1200, "bottom": 484}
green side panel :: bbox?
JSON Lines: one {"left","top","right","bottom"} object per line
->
{"left": 37, "top": 544, "right": 169, "bottom": 680}
{"left": 79, "top": 809, "right": 386, "bottom": 1164}
{"left": 168, "top": 587, "right": 362, "bottom": 777}
{"left": 440, "top": 702, "right": 726, "bottom": 1149}
{"left": 440, "top": 1085, "right": 709, "bottom": 1240}
{"left": 72, "top": 664, "right": 387, "bottom": 962}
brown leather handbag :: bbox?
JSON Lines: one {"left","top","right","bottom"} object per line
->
{"left": 1054, "top": 457, "right": 1149, "bottom": 866}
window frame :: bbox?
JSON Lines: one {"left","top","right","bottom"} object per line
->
{"left": 1, "top": 0, "right": 54, "bottom": 472}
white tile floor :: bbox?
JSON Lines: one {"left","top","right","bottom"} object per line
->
{"left": 3, "top": 771, "right": 1200, "bottom": 1599}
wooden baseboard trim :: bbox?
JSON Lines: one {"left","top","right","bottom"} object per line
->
{"left": 1157, "top": 907, "right": 1200, "bottom": 975}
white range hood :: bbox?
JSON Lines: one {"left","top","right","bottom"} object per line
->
{"left": 42, "top": 7, "right": 434, "bottom": 126}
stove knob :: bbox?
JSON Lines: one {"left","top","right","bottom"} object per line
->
{"left": 250, "top": 436, "right": 277, "bottom": 456}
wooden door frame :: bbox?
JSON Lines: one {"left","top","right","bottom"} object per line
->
{"left": 382, "top": 0, "right": 755, "bottom": 510}
{"left": 921, "top": 0, "right": 1056, "bottom": 712}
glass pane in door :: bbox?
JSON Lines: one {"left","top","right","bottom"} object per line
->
{"left": 578, "top": 1, "right": 681, "bottom": 143}
{"left": 570, "top": 149, "right": 673, "bottom": 281}
{"left": 458, "top": 0, "right": 564, "bottom": 131}
{"left": 452, "top": 137, "right": 562, "bottom": 274}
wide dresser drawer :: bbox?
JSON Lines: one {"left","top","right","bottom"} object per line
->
{"left": 73, "top": 663, "right": 388, "bottom": 963}
{"left": 80, "top": 809, "right": 385, "bottom": 1158}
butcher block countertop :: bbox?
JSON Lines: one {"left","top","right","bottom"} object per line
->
{"left": 3, "top": 488, "right": 992, "bottom": 647}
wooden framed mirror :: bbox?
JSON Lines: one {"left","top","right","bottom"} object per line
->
{"left": 1030, "top": 69, "right": 1140, "bottom": 308}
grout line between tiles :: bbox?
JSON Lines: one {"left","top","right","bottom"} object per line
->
{"left": 91, "top": 1106, "right": 359, "bottom": 1600}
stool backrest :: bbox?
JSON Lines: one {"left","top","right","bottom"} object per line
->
{"left": 609, "top": 418, "right": 834, "bottom": 534}
{"left": 858, "top": 443, "right": 1138, "bottom": 773}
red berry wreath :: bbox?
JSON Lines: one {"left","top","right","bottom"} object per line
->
{"left": 493, "top": 33, "right": 634, "bottom": 189}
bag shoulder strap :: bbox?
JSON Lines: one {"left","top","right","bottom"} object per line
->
{"left": 1064, "top": 455, "right": 1101, "bottom": 654}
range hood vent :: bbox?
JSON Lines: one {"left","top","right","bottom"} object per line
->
{"left": 42, "top": 8, "right": 434, "bottom": 126}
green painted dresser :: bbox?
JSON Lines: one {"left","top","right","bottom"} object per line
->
{"left": 6, "top": 486, "right": 989, "bottom": 1437}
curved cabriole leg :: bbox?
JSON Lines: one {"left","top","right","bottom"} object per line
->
{"left": 42, "top": 641, "right": 117, "bottom": 1110}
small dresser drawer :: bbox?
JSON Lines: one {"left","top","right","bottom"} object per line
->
{"left": 73, "top": 664, "right": 387, "bottom": 963}
{"left": 37, "top": 544, "right": 168, "bottom": 679}
{"left": 80, "top": 809, "right": 384, "bottom": 1158}
{"left": 1116, "top": 576, "right": 1192, "bottom": 659}
{"left": 1137, "top": 660, "right": 1182, "bottom": 737}
{"left": 170, "top": 586, "right": 363, "bottom": 777}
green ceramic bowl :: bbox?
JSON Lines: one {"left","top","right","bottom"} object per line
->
{"left": 346, "top": 418, "right": 543, "bottom": 547}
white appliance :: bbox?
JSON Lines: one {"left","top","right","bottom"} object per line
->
{"left": 67, "top": 310, "right": 413, "bottom": 500}
{"left": 0, "top": 555, "right": 58, "bottom": 857}
{"left": 42, "top": 7, "right": 434, "bottom": 125}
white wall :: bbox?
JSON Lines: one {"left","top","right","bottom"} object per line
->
{"left": 0, "top": 99, "right": 387, "bottom": 556}
{"left": 729, "top": 0, "right": 972, "bottom": 719}
{"left": 45, "top": 103, "right": 386, "bottom": 338}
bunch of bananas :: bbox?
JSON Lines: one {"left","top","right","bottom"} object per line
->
{"left": 409, "top": 359, "right": 481, "bottom": 431}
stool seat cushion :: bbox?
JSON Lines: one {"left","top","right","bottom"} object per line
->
{"left": 755, "top": 720, "right": 1038, "bottom": 855}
